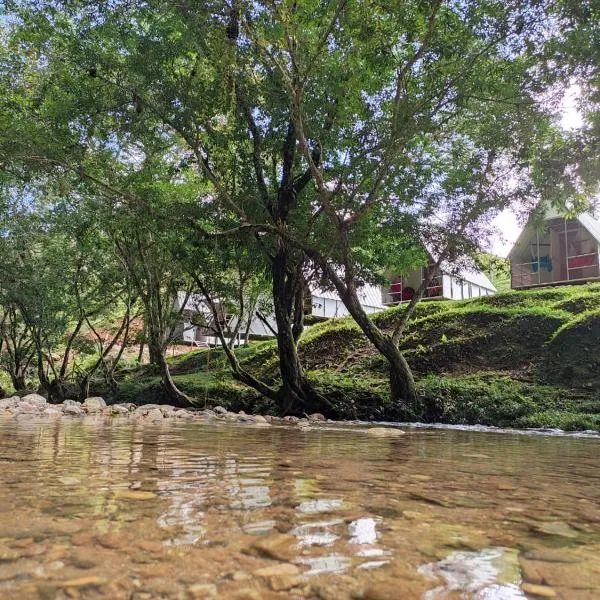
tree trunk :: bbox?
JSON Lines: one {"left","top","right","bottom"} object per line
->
{"left": 147, "top": 330, "right": 192, "bottom": 407}
{"left": 329, "top": 276, "right": 421, "bottom": 416}
{"left": 271, "top": 246, "right": 330, "bottom": 415}
{"left": 10, "top": 373, "right": 26, "bottom": 392}
{"left": 156, "top": 351, "right": 193, "bottom": 407}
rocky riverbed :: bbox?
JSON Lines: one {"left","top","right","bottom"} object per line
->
{"left": 0, "top": 394, "right": 406, "bottom": 437}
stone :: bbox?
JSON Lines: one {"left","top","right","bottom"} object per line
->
{"left": 70, "top": 550, "right": 101, "bottom": 570}
{"left": 533, "top": 521, "right": 579, "bottom": 539}
{"left": 83, "top": 397, "right": 106, "bottom": 412}
{"left": 95, "top": 532, "right": 127, "bottom": 549}
{"left": 366, "top": 427, "right": 405, "bottom": 438}
{"left": 363, "top": 581, "right": 426, "bottom": 599}
{"left": 0, "top": 397, "right": 19, "bottom": 409}
{"left": 145, "top": 408, "right": 164, "bottom": 421}
{"left": 58, "top": 576, "right": 107, "bottom": 588}
{"left": 213, "top": 406, "right": 227, "bottom": 415}
{"left": 113, "top": 489, "right": 157, "bottom": 500}
{"left": 187, "top": 583, "right": 218, "bottom": 598}
{"left": 252, "top": 415, "right": 268, "bottom": 423}
{"left": 254, "top": 563, "right": 300, "bottom": 577}
{"left": 269, "top": 575, "right": 300, "bottom": 591}
{"left": 521, "top": 583, "right": 557, "bottom": 597}
{"left": 21, "top": 393, "right": 47, "bottom": 406}
{"left": 62, "top": 399, "right": 80, "bottom": 407}
{"left": 110, "top": 404, "right": 130, "bottom": 415}
{"left": 62, "top": 405, "right": 85, "bottom": 416}
{"left": 308, "top": 413, "right": 326, "bottom": 422}
{"left": 16, "top": 402, "right": 38, "bottom": 413}
{"left": 250, "top": 534, "right": 297, "bottom": 561}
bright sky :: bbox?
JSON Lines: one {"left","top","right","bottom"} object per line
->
{"left": 490, "top": 86, "right": 584, "bottom": 257}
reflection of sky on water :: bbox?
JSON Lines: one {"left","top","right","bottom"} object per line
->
{"left": 420, "top": 547, "right": 525, "bottom": 600}
{"left": 297, "top": 553, "right": 351, "bottom": 575}
{"left": 349, "top": 517, "right": 379, "bottom": 545}
{"left": 297, "top": 498, "right": 344, "bottom": 514}
{"left": 291, "top": 519, "right": 344, "bottom": 547}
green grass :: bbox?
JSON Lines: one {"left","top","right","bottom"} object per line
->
{"left": 109, "top": 283, "right": 600, "bottom": 430}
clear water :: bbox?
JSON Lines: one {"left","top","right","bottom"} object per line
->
{"left": 0, "top": 416, "right": 598, "bottom": 599}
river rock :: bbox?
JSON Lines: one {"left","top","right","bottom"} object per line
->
{"left": 521, "top": 583, "right": 557, "bottom": 597}
{"left": 252, "top": 415, "right": 268, "bottom": 423}
{"left": 188, "top": 583, "right": 217, "bottom": 598}
{"left": 145, "top": 408, "right": 164, "bottom": 421}
{"left": 62, "top": 404, "right": 85, "bottom": 416}
{"left": 533, "top": 521, "right": 579, "bottom": 539}
{"left": 0, "top": 397, "right": 19, "bottom": 408}
{"left": 16, "top": 402, "right": 39, "bottom": 413}
{"left": 174, "top": 409, "right": 196, "bottom": 419}
{"left": 21, "top": 393, "right": 47, "bottom": 406}
{"left": 83, "top": 397, "right": 106, "bottom": 412}
{"left": 250, "top": 533, "right": 297, "bottom": 561}
{"left": 254, "top": 563, "right": 300, "bottom": 577}
{"left": 308, "top": 413, "right": 326, "bottom": 422}
{"left": 366, "top": 427, "right": 405, "bottom": 438}
{"left": 213, "top": 406, "right": 227, "bottom": 415}
{"left": 110, "top": 404, "right": 130, "bottom": 415}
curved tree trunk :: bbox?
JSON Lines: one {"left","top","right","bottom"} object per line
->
{"left": 271, "top": 245, "right": 331, "bottom": 415}
{"left": 323, "top": 273, "right": 421, "bottom": 417}
{"left": 147, "top": 331, "right": 191, "bottom": 407}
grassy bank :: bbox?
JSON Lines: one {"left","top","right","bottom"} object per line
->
{"left": 113, "top": 283, "right": 600, "bottom": 431}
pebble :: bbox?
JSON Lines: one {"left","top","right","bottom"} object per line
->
{"left": 521, "top": 583, "right": 557, "bottom": 597}
{"left": 113, "top": 489, "right": 157, "bottom": 500}
{"left": 254, "top": 563, "right": 300, "bottom": 577}
{"left": 187, "top": 583, "right": 218, "bottom": 598}
{"left": 58, "top": 575, "right": 107, "bottom": 588}
{"left": 250, "top": 534, "right": 297, "bottom": 561}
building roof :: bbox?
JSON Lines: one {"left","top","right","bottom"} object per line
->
{"left": 508, "top": 207, "right": 600, "bottom": 259}
{"left": 443, "top": 264, "right": 497, "bottom": 292}
{"left": 310, "top": 282, "right": 385, "bottom": 309}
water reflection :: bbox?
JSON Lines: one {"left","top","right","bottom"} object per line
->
{"left": 0, "top": 416, "right": 598, "bottom": 599}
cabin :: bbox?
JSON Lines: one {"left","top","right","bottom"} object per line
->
{"left": 381, "top": 261, "right": 496, "bottom": 306}
{"left": 509, "top": 209, "right": 600, "bottom": 289}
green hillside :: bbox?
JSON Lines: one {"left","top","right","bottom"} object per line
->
{"left": 115, "top": 283, "right": 600, "bottom": 431}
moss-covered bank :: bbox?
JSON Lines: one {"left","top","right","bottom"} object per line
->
{"left": 113, "top": 284, "right": 600, "bottom": 431}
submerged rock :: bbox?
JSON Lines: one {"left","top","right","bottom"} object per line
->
{"left": 521, "top": 583, "right": 556, "bottom": 597}
{"left": 250, "top": 533, "right": 297, "bottom": 561}
{"left": 366, "top": 427, "right": 405, "bottom": 438}
{"left": 83, "top": 397, "right": 106, "bottom": 412}
{"left": 532, "top": 521, "right": 579, "bottom": 539}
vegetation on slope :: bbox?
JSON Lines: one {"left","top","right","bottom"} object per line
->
{"left": 112, "top": 284, "right": 600, "bottom": 431}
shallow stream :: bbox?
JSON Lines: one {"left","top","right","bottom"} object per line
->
{"left": 0, "top": 417, "right": 599, "bottom": 599}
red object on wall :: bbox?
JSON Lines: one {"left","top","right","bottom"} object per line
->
{"left": 402, "top": 287, "right": 415, "bottom": 301}
{"left": 568, "top": 255, "right": 596, "bottom": 269}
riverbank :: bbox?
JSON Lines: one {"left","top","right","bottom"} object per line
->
{"left": 105, "top": 284, "right": 600, "bottom": 431}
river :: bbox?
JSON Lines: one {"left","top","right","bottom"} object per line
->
{"left": 0, "top": 416, "right": 598, "bottom": 599}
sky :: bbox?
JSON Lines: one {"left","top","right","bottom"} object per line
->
{"left": 490, "top": 86, "right": 584, "bottom": 257}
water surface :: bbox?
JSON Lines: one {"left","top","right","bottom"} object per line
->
{"left": 0, "top": 416, "right": 598, "bottom": 599}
